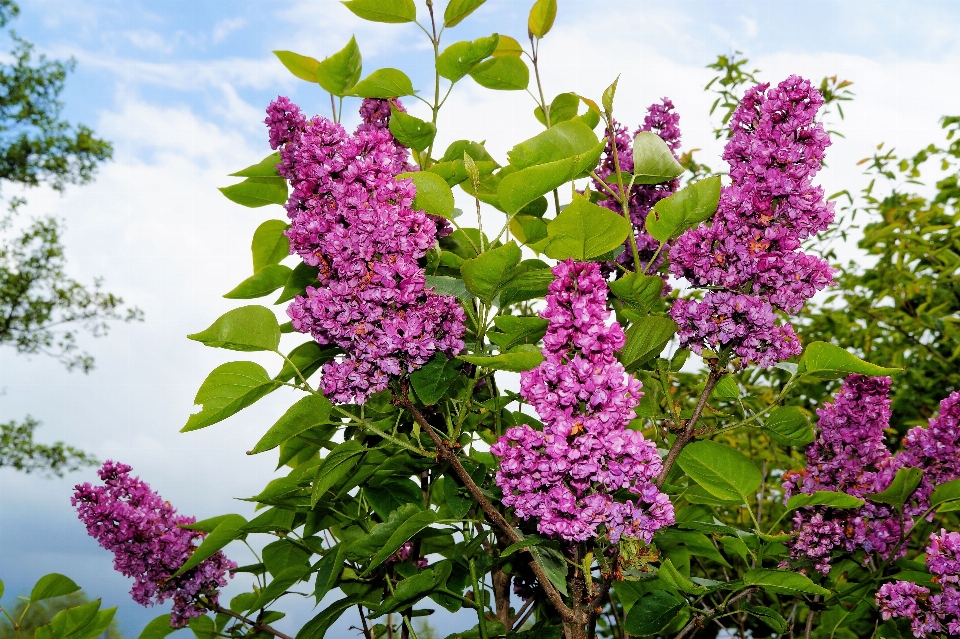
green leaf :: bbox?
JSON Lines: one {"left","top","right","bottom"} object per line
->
{"left": 460, "top": 241, "right": 521, "bottom": 304}
{"left": 488, "top": 316, "right": 549, "bottom": 351}
{"left": 137, "top": 615, "right": 179, "bottom": 639}
{"left": 499, "top": 148, "right": 604, "bottom": 214}
{"left": 602, "top": 76, "right": 619, "bottom": 115}
{"left": 273, "top": 51, "right": 319, "bottom": 82}
{"left": 348, "top": 503, "right": 420, "bottom": 561}
{"left": 437, "top": 35, "right": 499, "bottom": 83}
{"left": 314, "top": 544, "right": 347, "bottom": 603}
{"left": 657, "top": 558, "right": 706, "bottom": 594}
{"left": 251, "top": 220, "right": 290, "bottom": 272}
{"left": 608, "top": 272, "right": 663, "bottom": 313}
{"left": 182, "top": 362, "right": 280, "bottom": 432}
{"left": 534, "top": 92, "right": 580, "bottom": 127}
{"left": 397, "top": 171, "right": 454, "bottom": 218}
{"left": 188, "top": 306, "right": 280, "bottom": 352}
{"left": 37, "top": 601, "right": 116, "bottom": 639}
{"left": 181, "top": 514, "right": 238, "bottom": 533}
{"left": 529, "top": 545, "right": 568, "bottom": 596}
{"left": 219, "top": 177, "right": 288, "bottom": 208}
{"left": 444, "top": 0, "right": 486, "bottom": 27}
{"left": 867, "top": 467, "right": 923, "bottom": 509}
{"left": 624, "top": 590, "right": 684, "bottom": 636}
{"left": 363, "top": 510, "right": 439, "bottom": 574}
{"left": 369, "top": 569, "right": 441, "bottom": 617}
{"left": 508, "top": 119, "right": 600, "bottom": 169}
{"left": 492, "top": 34, "right": 523, "bottom": 56}
{"left": 645, "top": 175, "right": 721, "bottom": 243}
{"left": 316, "top": 36, "right": 363, "bottom": 95}
{"left": 619, "top": 316, "right": 678, "bottom": 371}
{"left": 230, "top": 152, "right": 281, "bottom": 178}
{"left": 931, "top": 478, "right": 960, "bottom": 508}
{"left": 275, "top": 341, "right": 338, "bottom": 383}
{"left": 388, "top": 107, "right": 436, "bottom": 153}
{"left": 798, "top": 342, "right": 902, "bottom": 379}
{"left": 763, "top": 406, "right": 815, "bottom": 447}
{"left": 509, "top": 215, "right": 549, "bottom": 248}
{"left": 498, "top": 267, "right": 554, "bottom": 307}
{"left": 251, "top": 395, "right": 334, "bottom": 454}
{"left": 224, "top": 265, "right": 292, "bottom": 299}
{"left": 341, "top": 0, "right": 416, "bottom": 23}
{"left": 745, "top": 606, "right": 787, "bottom": 633}
{"left": 786, "top": 490, "right": 866, "bottom": 511}
{"left": 527, "top": 0, "right": 557, "bottom": 38}
{"left": 711, "top": 375, "right": 740, "bottom": 400}
{"left": 501, "top": 535, "right": 545, "bottom": 557}
{"left": 468, "top": 56, "right": 529, "bottom": 91}
{"left": 743, "top": 569, "right": 830, "bottom": 597}
{"left": 543, "top": 194, "right": 631, "bottom": 260}
{"left": 0, "top": 579, "right": 4, "bottom": 600}
{"left": 632, "top": 131, "right": 683, "bottom": 185}
{"left": 296, "top": 596, "right": 365, "bottom": 639}
{"left": 350, "top": 68, "right": 414, "bottom": 98}
{"left": 426, "top": 275, "right": 474, "bottom": 302}
{"left": 366, "top": 479, "right": 424, "bottom": 519}
{"left": 30, "top": 574, "right": 81, "bottom": 602}
{"left": 458, "top": 348, "right": 544, "bottom": 372}
{"left": 311, "top": 441, "right": 366, "bottom": 506}
{"left": 263, "top": 539, "right": 311, "bottom": 577}
{"left": 174, "top": 514, "right": 247, "bottom": 576}
{"left": 275, "top": 262, "right": 320, "bottom": 304}
{"left": 410, "top": 355, "right": 462, "bottom": 405}
{"left": 677, "top": 440, "right": 762, "bottom": 504}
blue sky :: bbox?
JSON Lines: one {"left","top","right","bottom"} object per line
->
{"left": 2, "top": 0, "right": 959, "bottom": 637}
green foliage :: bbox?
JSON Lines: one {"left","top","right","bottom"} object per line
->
{"left": 0, "top": 416, "right": 95, "bottom": 476}
{"left": 0, "top": 582, "right": 123, "bottom": 639}
{"left": 315, "top": 37, "right": 363, "bottom": 96}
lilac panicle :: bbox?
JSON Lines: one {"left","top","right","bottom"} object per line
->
{"left": 896, "top": 390, "right": 960, "bottom": 517}
{"left": 72, "top": 461, "right": 235, "bottom": 627}
{"left": 782, "top": 375, "right": 903, "bottom": 574}
{"left": 592, "top": 98, "right": 682, "bottom": 270}
{"left": 877, "top": 530, "right": 960, "bottom": 637}
{"left": 669, "top": 76, "right": 835, "bottom": 368}
{"left": 491, "top": 260, "right": 673, "bottom": 543}
{"left": 265, "top": 97, "right": 466, "bottom": 403}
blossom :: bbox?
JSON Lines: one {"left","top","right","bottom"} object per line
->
{"left": 266, "top": 97, "right": 466, "bottom": 403}
{"left": 782, "top": 375, "right": 902, "bottom": 573}
{"left": 592, "top": 98, "right": 682, "bottom": 270}
{"left": 491, "top": 260, "right": 673, "bottom": 543}
{"left": 72, "top": 461, "right": 235, "bottom": 627}
{"left": 895, "top": 390, "right": 960, "bottom": 517}
{"left": 669, "top": 76, "right": 835, "bottom": 367}
{"left": 876, "top": 530, "right": 960, "bottom": 637}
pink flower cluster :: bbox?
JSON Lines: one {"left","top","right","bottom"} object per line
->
{"left": 265, "top": 97, "right": 466, "bottom": 403}
{"left": 669, "top": 76, "right": 835, "bottom": 367}
{"left": 877, "top": 530, "right": 960, "bottom": 637}
{"left": 592, "top": 99, "right": 682, "bottom": 270}
{"left": 490, "top": 260, "right": 673, "bottom": 543}
{"left": 783, "top": 377, "right": 960, "bottom": 575}
{"left": 72, "top": 461, "right": 235, "bottom": 627}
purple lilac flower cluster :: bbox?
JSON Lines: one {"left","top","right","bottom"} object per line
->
{"left": 669, "top": 76, "right": 835, "bottom": 368}
{"left": 877, "top": 530, "right": 960, "bottom": 637}
{"left": 784, "top": 379, "right": 960, "bottom": 576}
{"left": 897, "top": 391, "right": 960, "bottom": 518}
{"left": 72, "top": 461, "right": 235, "bottom": 627}
{"left": 490, "top": 260, "right": 673, "bottom": 543}
{"left": 782, "top": 375, "right": 902, "bottom": 573}
{"left": 592, "top": 98, "right": 682, "bottom": 270}
{"left": 265, "top": 97, "right": 466, "bottom": 403}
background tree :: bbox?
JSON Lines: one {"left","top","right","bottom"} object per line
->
{"left": 0, "top": 0, "right": 140, "bottom": 476}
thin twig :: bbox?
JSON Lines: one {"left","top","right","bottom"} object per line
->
{"left": 674, "top": 588, "right": 757, "bottom": 639}
{"left": 207, "top": 602, "right": 294, "bottom": 639}
{"left": 394, "top": 389, "right": 577, "bottom": 623}
{"left": 657, "top": 368, "right": 724, "bottom": 487}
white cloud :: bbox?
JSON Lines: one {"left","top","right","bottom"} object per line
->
{"left": 212, "top": 17, "right": 246, "bottom": 44}
{"left": 740, "top": 15, "right": 758, "bottom": 38}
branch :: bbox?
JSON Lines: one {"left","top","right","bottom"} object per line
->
{"left": 673, "top": 587, "right": 757, "bottom": 639}
{"left": 207, "top": 602, "right": 294, "bottom": 639}
{"left": 394, "top": 390, "right": 577, "bottom": 623}
{"left": 657, "top": 368, "right": 724, "bottom": 487}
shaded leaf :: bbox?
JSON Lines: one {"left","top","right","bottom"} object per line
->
{"left": 786, "top": 490, "right": 865, "bottom": 511}
{"left": 460, "top": 241, "right": 521, "bottom": 303}
{"left": 351, "top": 68, "right": 414, "bottom": 98}
{"left": 398, "top": 171, "right": 454, "bottom": 218}
{"left": 341, "top": 0, "right": 416, "bottom": 23}
{"left": 30, "top": 574, "right": 80, "bottom": 602}
{"left": 444, "top": 0, "right": 486, "bottom": 27}
{"left": 275, "top": 262, "right": 319, "bottom": 304}
{"left": 316, "top": 36, "right": 362, "bottom": 96}
{"left": 624, "top": 590, "right": 684, "bottom": 636}
{"left": 224, "top": 265, "right": 292, "bottom": 299}
{"left": 677, "top": 440, "right": 761, "bottom": 504}
{"left": 410, "top": 356, "right": 462, "bottom": 405}
{"left": 230, "top": 153, "right": 281, "bottom": 178}
{"left": 273, "top": 51, "right": 319, "bottom": 82}
{"left": 632, "top": 132, "right": 683, "bottom": 185}
{"left": 868, "top": 467, "right": 923, "bottom": 509}
{"left": 436, "top": 35, "right": 499, "bottom": 83}
{"left": 619, "top": 316, "right": 677, "bottom": 371}
{"left": 743, "top": 569, "right": 830, "bottom": 596}
{"left": 311, "top": 441, "right": 366, "bottom": 506}
{"left": 459, "top": 348, "right": 544, "bottom": 372}
{"left": 763, "top": 406, "right": 815, "bottom": 447}
{"left": 251, "top": 220, "right": 290, "bottom": 272}
{"left": 798, "top": 342, "right": 902, "bottom": 379}
{"left": 389, "top": 107, "right": 436, "bottom": 152}
{"left": 646, "top": 175, "right": 721, "bottom": 243}
{"left": 174, "top": 515, "right": 247, "bottom": 576}
{"left": 219, "top": 177, "right": 287, "bottom": 208}
{"left": 468, "top": 56, "right": 528, "bottom": 91}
